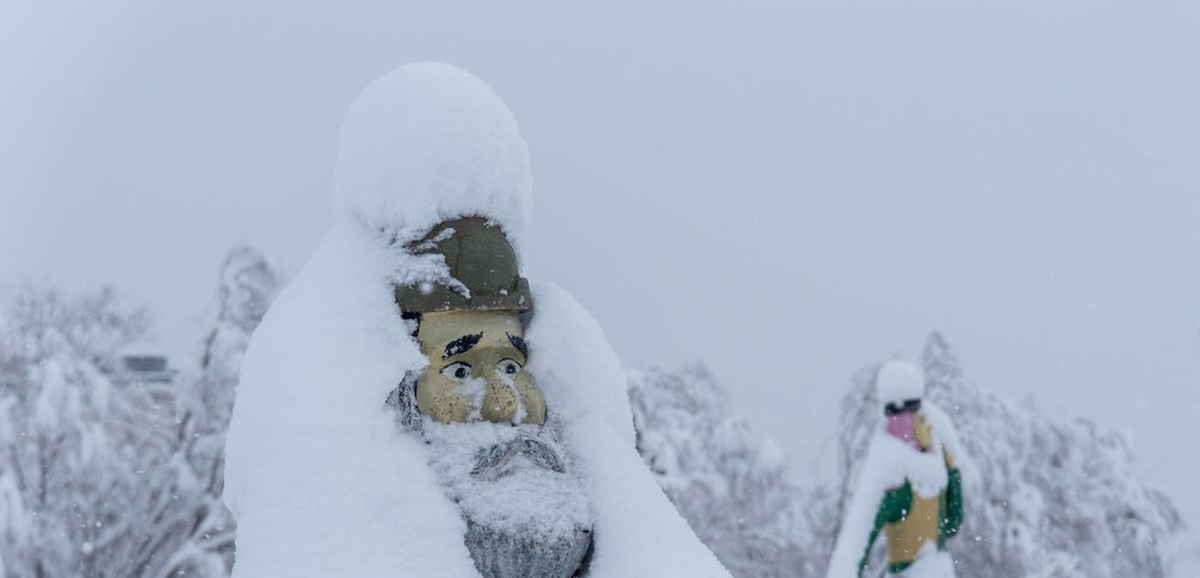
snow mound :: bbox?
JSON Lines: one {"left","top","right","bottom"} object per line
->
{"left": 524, "top": 282, "right": 730, "bottom": 577}
{"left": 333, "top": 62, "right": 532, "bottom": 248}
{"left": 223, "top": 226, "right": 479, "bottom": 578}
{"left": 876, "top": 359, "right": 925, "bottom": 404}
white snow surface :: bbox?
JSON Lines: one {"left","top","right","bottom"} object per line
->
{"left": 223, "top": 224, "right": 471, "bottom": 578}
{"left": 224, "top": 62, "right": 726, "bottom": 577}
{"left": 332, "top": 62, "right": 533, "bottom": 249}
{"left": 896, "top": 551, "right": 955, "bottom": 578}
{"left": 876, "top": 359, "right": 925, "bottom": 405}
{"left": 825, "top": 401, "right": 963, "bottom": 578}
{"left": 523, "top": 282, "right": 729, "bottom": 577}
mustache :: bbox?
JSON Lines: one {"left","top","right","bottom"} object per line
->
{"left": 471, "top": 429, "right": 565, "bottom": 480}
{"left": 388, "top": 374, "right": 567, "bottom": 480}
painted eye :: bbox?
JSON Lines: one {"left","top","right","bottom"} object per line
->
{"left": 497, "top": 358, "right": 521, "bottom": 376}
{"left": 442, "top": 362, "right": 472, "bottom": 381}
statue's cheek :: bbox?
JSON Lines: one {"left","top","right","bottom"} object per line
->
{"left": 415, "top": 372, "right": 471, "bottom": 424}
{"left": 515, "top": 373, "right": 546, "bottom": 425}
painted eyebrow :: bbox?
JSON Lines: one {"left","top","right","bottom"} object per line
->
{"left": 507, "top": 333, "right": 528, "bottom": 358}
{"left": 444, "top": 333, "right": 483, "bottom": 359}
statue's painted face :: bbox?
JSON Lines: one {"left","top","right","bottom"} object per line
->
{"left": 414, "top": 310, "right": 546, "bottom": 425}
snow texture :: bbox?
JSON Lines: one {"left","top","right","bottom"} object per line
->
{"left": 420, "top": 419, "right": 591, "bottom": 578}
{"left": 224, "top": 225, "right": 470, "bottom": 578}
{"left": 895, "top": 551, "right": 955, "bottom": 578}
{"left": 333, "top": 62, "right": 533, "bottom": 250}
{"left": 628, "top": 365, "right": 819, "bottom": 578}
{"left": 0, "top": 286, "right": 235, "bottom": 578}
{"left": 224, "top": 62, "right": 728, "bottom": 578}
{"left": 876, "top": 360, "right": 925, "bottom": 405}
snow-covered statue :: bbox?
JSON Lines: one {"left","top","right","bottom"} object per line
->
{"left": 222, "top": 62, "right": 730, "bottom": 578}
{"left": 387, "top": 216, "right": 591, "bottom": 578}
{"left": 826, "top": 360, "right": 965, "bottom": 578}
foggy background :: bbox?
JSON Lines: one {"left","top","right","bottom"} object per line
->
{"left": 4, "top": 0, "right": 1198, "bottom": 530}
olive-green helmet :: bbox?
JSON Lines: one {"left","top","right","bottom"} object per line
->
{"left": 394, "top": 216, "right": 533, "bottom": 314}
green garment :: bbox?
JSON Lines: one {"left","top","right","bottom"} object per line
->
{"left": 942, "top": 467, "right": 963, "bottom": 542}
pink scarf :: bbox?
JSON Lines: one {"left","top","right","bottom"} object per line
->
{"left": 885, "top": 411, "right": 923, "bottom": 452}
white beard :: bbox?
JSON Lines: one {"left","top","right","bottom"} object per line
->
{"left": 421, "top": 420, "right": 593, "bottom": 578}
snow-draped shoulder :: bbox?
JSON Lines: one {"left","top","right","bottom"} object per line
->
{"left": 524, "top": 281, "right": 731, "bottom": 578}
{"left": 920, "top": 401, "right": 976, "bottom": 488}
{"left": 222, "top": 224, "right": 481, "bottom": 578}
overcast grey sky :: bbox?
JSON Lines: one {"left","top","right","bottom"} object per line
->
{"left": 3, "top": 0, "right": 1199, "bottom": 525}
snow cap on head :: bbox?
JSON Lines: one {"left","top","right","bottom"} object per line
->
{"left": 333, "top": 62, "right": 533, "bottom": 247}
{"left": 875, "top": 359, "right": 925, "bottom": 405}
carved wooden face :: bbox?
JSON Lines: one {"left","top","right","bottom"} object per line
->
{"left": 414, "top": 310, "right": 546, "bottom": 425}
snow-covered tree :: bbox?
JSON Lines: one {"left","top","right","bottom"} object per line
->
{"left": 629, "top": 365, "right": 825, "bottom": 577}
{"left": 172, "top": 246, "right": 280, "bottom": 576}
{"left": 0, "top": 285, "right": 191, "bottom": 577}
{"left": 826, "top": 333, "right": 1191, "bottom": 578}
{"left": 0, "top": 248, "right": 278, "bottom": 578}
{"left": 179, "top": 247, "right": 279, "bottom": 495}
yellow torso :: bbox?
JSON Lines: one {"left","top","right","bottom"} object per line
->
{"left": 884, "top": 412, "right": 954, "bottom": 567}
{"left": 884, "top": 492, "right": 940, "bottom": 566}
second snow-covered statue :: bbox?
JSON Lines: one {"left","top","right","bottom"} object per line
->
{"left": 222, "top": 62, "right": 731, "bottom": 578}
{"left": 826, "top": 360, "right": 965, "bottom": 578}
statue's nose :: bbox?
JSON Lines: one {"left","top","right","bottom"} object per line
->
{"left": 480, "top": 375, "right": 519, "bottom": 423}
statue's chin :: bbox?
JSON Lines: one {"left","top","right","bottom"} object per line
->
{"left": 422, "top": 421, "right": 594, "bottom": 578}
